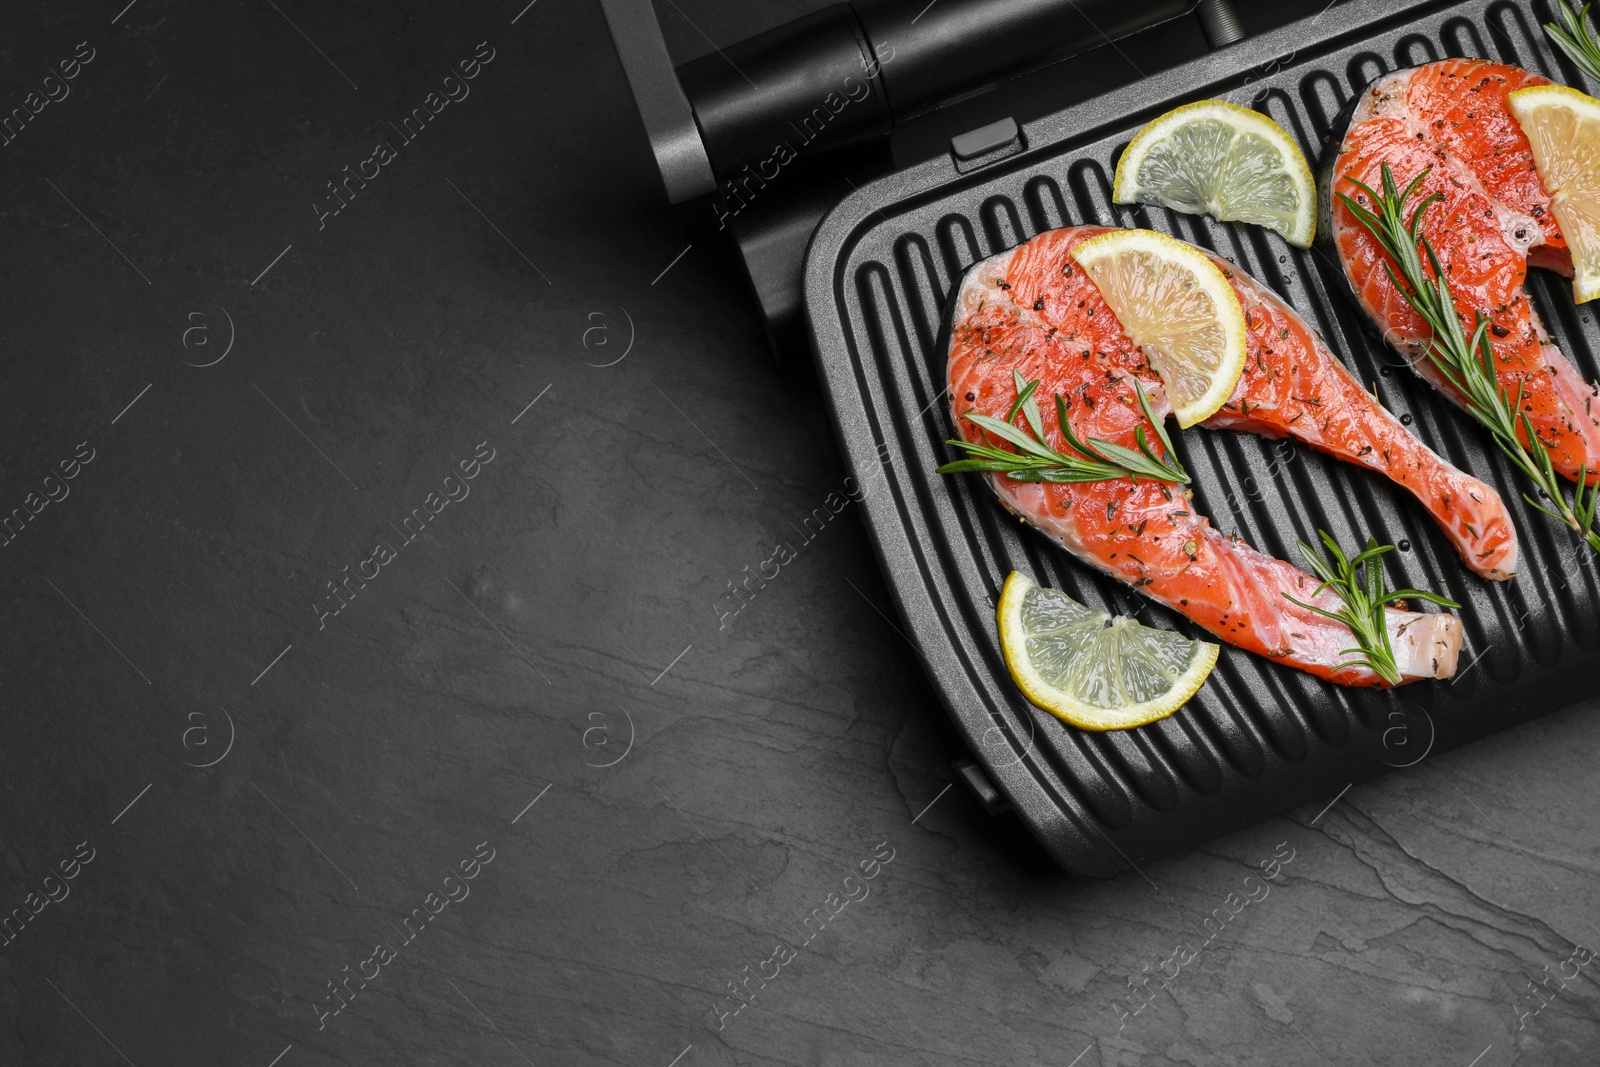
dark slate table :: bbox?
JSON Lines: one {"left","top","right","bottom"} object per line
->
{"left": 2, "top": 2, "right": 1597, "bottom": 1065}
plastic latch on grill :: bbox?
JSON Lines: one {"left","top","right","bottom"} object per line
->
{"left": 951, "top": 117, "right": 1021, "bottom": 172}
{"left": 953, "top": 757, "right": 1013, "bottom": 815}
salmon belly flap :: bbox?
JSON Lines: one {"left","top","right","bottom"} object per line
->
{"left": 946, "top": 228, "right": 1468, "bottom": 688}
{"left": 1330, "top": 60, "right": 1600, "bottom": 484}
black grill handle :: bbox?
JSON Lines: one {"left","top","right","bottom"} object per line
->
{"left": 602, "top": 0, "right": 1248, "bottom": 203}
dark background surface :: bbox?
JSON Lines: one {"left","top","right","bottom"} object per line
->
{"left": 0, "top": 1, "right": 1597, "bottom": 1065}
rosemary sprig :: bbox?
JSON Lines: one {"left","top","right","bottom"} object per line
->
{"left": 1337, "top": 163, "right": 1600, "bottom": 555}
{"left": 1544, "top": 1, "right": 1600, "bottom": 85}
{"left": 1283, "top": 531, "right": 1461, "bottom": 686}
{"left": 938, "top": 369, "right": 1189, "bottom": 486}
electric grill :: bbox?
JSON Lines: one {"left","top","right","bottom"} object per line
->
{"left": 605, "top": 0, "right": 1600, "bottom": 876}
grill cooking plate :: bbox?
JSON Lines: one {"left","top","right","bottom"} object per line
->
{"left": 804, "top": 0, "right": 1600, "bottom": 876}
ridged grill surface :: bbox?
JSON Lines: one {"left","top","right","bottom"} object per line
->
{"left": 806, "top": 0, "right": 1600, "bottom": 876}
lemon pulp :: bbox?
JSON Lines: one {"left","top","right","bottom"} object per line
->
{"left": 1114, "top": 99, "right": 1317, "bottom": 248}
{"left": 1071, "top": 228, "right": 1249, "bottom": 428}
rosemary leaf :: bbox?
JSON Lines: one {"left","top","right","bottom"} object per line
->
{"left": 1283, "top": 531, "right": 1460, "bottom": 685}
{"left": 1545, "top": 1, "right": 1600, "bottom": 85}
{"left": 1006, "top": 369, "right": 1038, "bottom": 424}
{"left": 937, "top": 373, "right": 1190, "bottom": 486}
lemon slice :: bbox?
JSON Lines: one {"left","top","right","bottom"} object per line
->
{"left": 1113, "top": 100, "right": 1316, "bottom": 248}
{"left": 997, "top": 571, "right": 1218, "bottom": 732}
{"left": 1071, "top": 228, "right": 1249, "bottom": 427}
{"left": 1508, "top": 84, "right": 1600, "bottom": 303}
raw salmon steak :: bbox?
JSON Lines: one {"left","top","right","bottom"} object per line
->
{"left": 1328, "top": 58, "right": 1600, "bottom": 484}
{"left": 947, "top": 226, "right": 1474, "bottom": 687}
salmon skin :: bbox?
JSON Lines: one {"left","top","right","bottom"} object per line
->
{"left": 947, "top": 226, "right": 1470, "bottom": 687}
{"left": 1325, "top": 58, "right": 1600, "bottom": 484}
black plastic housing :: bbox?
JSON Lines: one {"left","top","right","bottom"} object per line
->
{"left": 853, "top": 0, "right": 1192, "bottom": 121}
{"left": 678, "top": 5, "right": 892, "bottom": 185}
{"left": 680, "top": 0, "right": 1197, "bottom": 190}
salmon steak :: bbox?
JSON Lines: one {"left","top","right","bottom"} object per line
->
{"left": 947, "top": 226, "right": 1482, "bottom": 687}
{"left": 1328, "top": 58, "right": 1600, "bottom": 484}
